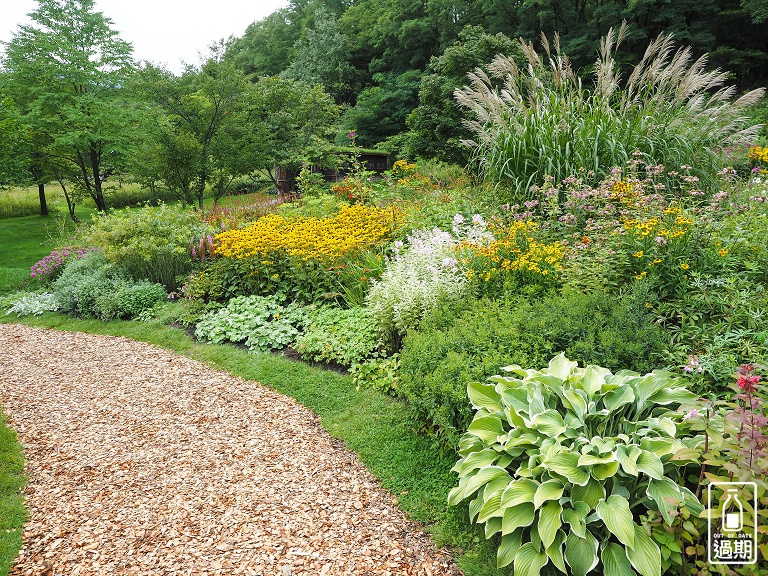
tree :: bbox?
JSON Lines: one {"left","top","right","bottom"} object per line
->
{"left": 133, "top": 47, "right": 257, "bottom": 209}
{"left": 250, "top": 76, "right": 339, "bottom": 187}
{"left": 0, "top": 94, "right": 30, "bottom": 188}
{"left": 282, "top": 6, "right": 359, "bottom": 103}
{"left": 226, "top": 8, "right": 303, "bottom": 78}
{"left": 407, "top": 25, "right": 522, "bottom": 163}
{"left": 2, "top": 0, "right": 138, "bottom": 213}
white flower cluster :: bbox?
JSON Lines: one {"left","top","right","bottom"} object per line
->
{"left": 367, "top": 216, "right": 487, "bottom": 341}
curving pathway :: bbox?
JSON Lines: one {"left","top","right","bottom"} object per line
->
{"left": 0, "top": 324, "right": 460, "bottom": 576}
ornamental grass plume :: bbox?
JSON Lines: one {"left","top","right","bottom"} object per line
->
{"left": 455, "top": 23, "right": 765, "bottom": 201}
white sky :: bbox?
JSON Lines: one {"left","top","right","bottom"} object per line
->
{"left": 0, "top": 0, "right": 289, "bottom": 74}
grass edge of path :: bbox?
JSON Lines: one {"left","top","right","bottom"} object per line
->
{"left": 0, "top": 409, "right": 25, "bottom": 576}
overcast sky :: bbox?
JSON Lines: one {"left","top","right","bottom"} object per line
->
{"left": 0, "top": 0, "right": 288, "bottom": 74}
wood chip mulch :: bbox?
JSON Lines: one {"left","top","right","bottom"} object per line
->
{"left": 0, "top": 324, "right": 461, "bottom": 576}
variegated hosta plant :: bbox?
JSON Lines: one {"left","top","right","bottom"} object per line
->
{"left": 448, "top": 353, "right": 705, "bottom": 576}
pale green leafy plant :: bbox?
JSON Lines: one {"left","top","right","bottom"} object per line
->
{"left": 449, "top": 353, "right": 704, "bottom": 575}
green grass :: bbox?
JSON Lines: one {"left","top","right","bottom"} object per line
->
{"left": 0, "top": 411, "right": 25, "bottom": 576}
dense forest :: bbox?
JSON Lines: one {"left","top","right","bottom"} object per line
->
{"left": 225, "top": 0, "right": 768, "bottom": 158}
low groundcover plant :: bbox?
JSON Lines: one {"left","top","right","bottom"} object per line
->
{"left": 449, "top": 353, "right": 703, "bottom": 575}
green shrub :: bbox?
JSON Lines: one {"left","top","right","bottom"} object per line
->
{"left": 293, "top": 306, "right": 378, "bottom": 366}
{"left": 194, "top": 295, "right": 306, "bottom": 352}
{"left": 51, "top": 251, "right": 127, "bottom": 318}
{"left": 97, "top": 281, "right": 167, "bottom": 320}
{"left": 350, "top": 352, "right": 400, "bottom": 395}
{"left": 398, "top": 285, "right": 669, "bottom": 449}
{"left": 2, "top": 291, "right": 59, "bottom": 316}
{"left": 449, "top": 354, "right": 703, "bottom": 573}
{"left": 86, "top": 204, "right": 210, "bottom": 290}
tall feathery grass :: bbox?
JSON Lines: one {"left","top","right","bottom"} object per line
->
{"left": 456, "top": 24, "right": 766, "bottom": 201}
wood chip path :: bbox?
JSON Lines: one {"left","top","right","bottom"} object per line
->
{"left": 0, "top": 324, "right": 460, "bottom": 576}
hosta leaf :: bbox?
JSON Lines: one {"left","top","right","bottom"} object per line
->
{"left": 469, "top": 492, "right": 484, "bottom": 523}
{"left": 465, "top": 466, "right": 509, "bottom": 497}
{"left": 501, "top": 502, "right": 535, "bottom": 535}
{"left": 578, "top": 453, "right": 616, "bottom": 467}
{"left": 562, "top": 502, "right": 589, "bottom": 538}
{"left": 565, "top": 530, "right": 599, "bottom": 576}
{"left": 633, "top": 372, "right": 673, "bottom": 411}
{"left": 468, "top": 381, "right": 503, "bottom": 411}
{"left": 602, "top": 385, "right": 635, "bottom": 412}
{"left": 514, "top": 542, "right": 549, "bottom": 576}
{"left": 534, "top": 479, "right": 564, "bottom": 509}
{"left": 500, "top": 478, "right": 538, "bottom": 507}
{"left": 497, "top": 529, "right": 523, "bottom": 568}
{"left": 648, "top": 387, "right": 698, "bottom": 405}
{"left": 477, "top": 490, "right": 504, "bottom": 523}
{"left": 539, "top": 501, "right": 563, "bottom": 548}
{"left": 581, "top": 365, "right": 606, "bottom": 396}
{"left": 572, "top": 478, "right": 605, "bottom": 509}
{"left": 546, "top": 452, "right": 590, "bottom": 485}
{"left": 646, "top": 477, "right": 682, "bottom": 524}
{"left": 547, "top": 529, "right": 567, "bottom": 573}
{"left": 467, "top": 415, "right": 506, "bottom": 444}
{"left": 670, "top": 447, "right": 700, "bottom": 463}
{"left": 602, "top": 542, "right": 635, "bottom": 576}
{"left": 456, "top": 449, "right": 500, "bottom": 476}
{"left": 626, "top": 525, "right": 662, "bottom": 576}
{"left": 596, "top": 495, "right": 635, "bottom": 549}
{"left": 548, "top": 353, "right": 576, "bottom": 381}
{"left": 564, "top": 389, "right": 587, "bottom": 420}
{"left": 641, "top": 437, "right": 680, "bottom": 457}
{"left": 484, "top": 516, "right": 503, "bottom": 539}
{"left": 616, "top": 444, "right": 641, "bottom": 476}
{"left": 532, "top": 409, "right": 567, "bottom": 437}
{"left": 592, "top": 461, "right": 620, "bottom": 480}
{"left": 636, "top": 450, "right": 664, "bottom": 480}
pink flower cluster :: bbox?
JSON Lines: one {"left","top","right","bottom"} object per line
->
{"left": 30, "top": 246, "right": 97, "bottom": 279}
{"left": 737, "top": 364, "right": 760, "bottom": 393}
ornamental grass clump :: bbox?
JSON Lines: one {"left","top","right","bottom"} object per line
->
{"left": 450, "top": 353, "right": 704, "bottom": 574}
{"left": 456, "top": 25, "right": 765, "bottom": 201}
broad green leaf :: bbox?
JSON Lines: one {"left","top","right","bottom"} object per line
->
{"left": 646, "top": 477, "right": 682, "bottom": 524}
{"left": 465, "top": 466, "right": 509, "bottom": 497}
{"left": 467, "top": 381, "right": 503, "bottom": 411}
{"left": 456, "top": 448, "right": 501, "bottom": 476}
{"left": 469, "top": 492, "right": 484, "bottom": 522}
{"left": 670, "top": 447, "right": 700, "bottom": 462}
{"left": 641, "top": 437, "right": 680, "bottom": 457}
{"left": 501, "top": 478, "right": 538, "bottom": 507}
{"left": 602, "top": 385, "right": 635, "bottom": 412}
{"left": 636, "top": 450, "right": 664, "bottom": 480}
{"left": 532, "top": 409, "right": 567, "bottom": 437}
{"left": 514, "top": 542, "right": 549, "bottom": 576}
{"left": 633, "top": 373, "right": 673, "bottom": 411}
{"left": 565, "top": 530, "right": 599, "bottom": 576}
{"left": 592, "top": 461, "right": 620, "bottom": 480}
{"left": 497, "top": 530, "right": 523, "bottom": 568}
{"left": 596, "top": 495, "right": 635, "bottom": 549}
{"left": 477, "top": 490, "right": 504, "bottom": 523}
{"left": 616, "top": 444, "right": 641, "bottom": 476}
{"left": 539, "top": 501, "right": 563, "bottom": 548}
{"left": 602, "top": 542, "right": 635, "bottom": 576}
{"left": 626, "top": 525, "right": 662, "bottom": 576}
{"left": 484, "top": 516, "right": 502, "bottom": 539}
{"left": 546, "top": 529, "right": 567, "bottom": 573}
{"left": 572, "top": 478, "right": 606, "bottom": 509}
{"left": 562, "top": 502, "right": 590, "bottom": 538}
{"left": 564, "top": 389, "right": 587, "bottom": 420}
{"left": 578, "top": 453, "right": 616, "bottom": 466}
{"left": 546, "top": 452, "right": 590, "bottom": 485}
{"left": 548, "top": 353, "right": 576, "bottom": 381}
{"left": 467, "top": 415, "right": 506, "bottom": 444}
{"left": 534, "top": 479, "right": 564, "bottom": 509}
{"left": 501, "top": 502, "right": 535, "bottom": 534}
{"left": 581, "top": 365, "right": 606, "bottom": 396}
{"left": 648, "top": 387, "right": 698, "bottom": 405}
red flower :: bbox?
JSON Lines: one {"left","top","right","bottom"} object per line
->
{"left": 737, "top": 374, "right": 759, "bottom": 393}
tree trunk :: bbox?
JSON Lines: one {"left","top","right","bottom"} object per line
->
{"left": 38, "top": 183, "right": 48, "bottom": 216}
{"left": 90, "top": 146, "right": 107, "bottom": 212}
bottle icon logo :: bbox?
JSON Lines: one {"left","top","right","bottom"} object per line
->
{"left": 708, "top": 482, "right": 758, "bottom": 565}
{"left": 722, "top": 489, "right": 744, "bottom": 532}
